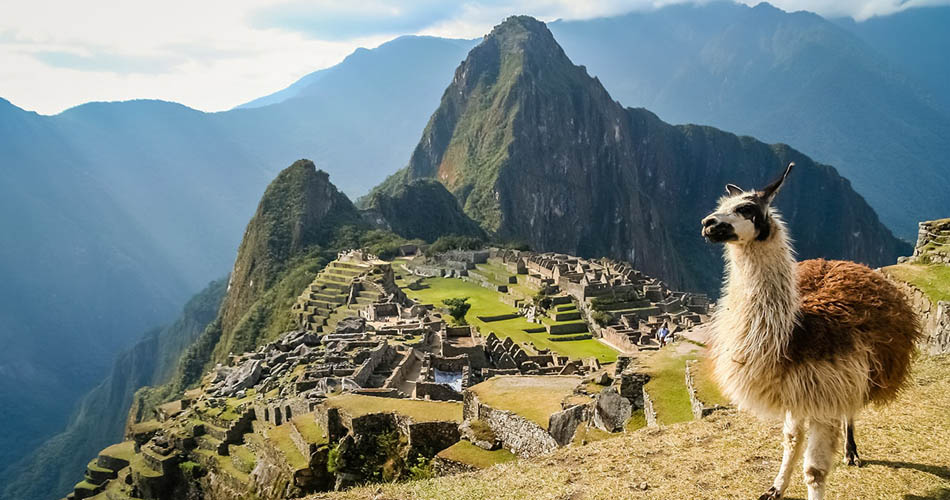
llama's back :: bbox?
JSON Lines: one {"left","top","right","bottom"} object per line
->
{"left": 794, "top": 259, "right": 921, "bottom": 404}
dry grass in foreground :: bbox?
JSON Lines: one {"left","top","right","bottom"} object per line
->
{"left": 310, "top": 355, "right": 950, "bottom": 500}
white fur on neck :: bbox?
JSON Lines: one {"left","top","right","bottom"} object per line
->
{"left": 712, "top": 211, "right": 800, "bottom": 416}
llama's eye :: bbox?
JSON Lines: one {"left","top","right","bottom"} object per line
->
{"left": 735, "top": 205, "right": 756, "bottom": 217}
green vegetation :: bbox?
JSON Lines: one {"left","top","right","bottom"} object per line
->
{"left": 442, "top": 297, "right": 472, "bottom": 324}
{"left": 641, "top": 347, "right": 728, "bottom": 425}
{"left": 468, "top": 420, "right": 496, "bottom": 443}
{"left": 268, "top": 423, "right": 309, "bottom": 470}
{"left": 469, "top": 376, "right": 581, "bottom": 429}
{"left": 427, "top": 235, "right": 484, "bottom": 254}
{"left": 885, "top": 263, "right": 950, "bottom": 304}
{"left": 437, "top": 440, "right": 517, "bottom": 469}
{"left": 642, "top": 348, "right": 695, "bottom": 425}
{"left": 178, "top": 461, "right": 204, "bottom": 479}
{"left": 228, "top": 445, "right": 257, "bottom": 473}
{"left": 291, "top": 415, "right": 327, "bottom": 444}
{"left": 327, "top": 394, "right": 463, "bottom": 422}
{"left": 99, "top": 441, "right": 135, "bottom": 463}
{"left": 590, "top": 310, "right": 612, "bottom": 327}
{"left": 404, "top": 277, "right": 617, "bottom": 362}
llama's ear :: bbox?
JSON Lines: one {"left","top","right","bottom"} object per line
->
{"left": 725, "top": 184, "right": 744, "bottom": 196}
{"left": 761, "top": 162, "right": 794, "bottom": 204}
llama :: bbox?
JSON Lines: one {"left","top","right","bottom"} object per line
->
{"left": 701, "top": 163, "right": 920, "bottom": 500}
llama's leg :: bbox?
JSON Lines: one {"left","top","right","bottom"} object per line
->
{"left": 843, "top": 417, "right": 862, "bottom": 466}
{"left": 802, "top": 419, "right": 841, "bottom": 500}
{"left": 759, "top": 412, "right": 805, "bottom": 500}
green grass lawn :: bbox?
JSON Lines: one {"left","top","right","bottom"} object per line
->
{"left": 292, "top": 415, "right": 328, "bottom": 444}
{"left": 642, "top": 348, "right": 695, "bottom": 425}
{"left": 99, "top": 441, "right": 135, "bottom": 463}
{"left": 692, "top": 357, "right": 729, "bottom": 407}
{"left": 326, "top": 393, "right": 463, "bottom": 422}
{"left": 404, "top": 277, "right": 617, "bottom": 363}
{"left": 640, "top": 345, "right": 728, "bottom": 425}
{"left": 469, "top": 376, "right": 582, "bottom": 429}
{"left": 884, "top": 263, "right": 950, "bottom": 304}
{"left": 267, "top": 423, "right": 309, "bottom": 470}
{"left": 437, "top": 440, "right": 518, "bottom": 469}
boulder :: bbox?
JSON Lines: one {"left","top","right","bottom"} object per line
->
{"left": 214, "top": 359, "right": 262, "bottom": 397}
{"left": 548, "top": 404, "right": 588, "bottom": 446}
{"left": 592, "top": 386, "right": 632, "bottom": 433}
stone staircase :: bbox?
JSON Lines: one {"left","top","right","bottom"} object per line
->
{"left": 292, "top": 260, "right": 374, "bottom": 333}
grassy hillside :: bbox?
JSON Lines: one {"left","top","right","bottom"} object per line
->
{"left": 311, "top": 355, "right": 950, "bottom": 500}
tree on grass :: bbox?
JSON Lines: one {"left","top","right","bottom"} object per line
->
{"left": 442, "top": 297, "right": 472, "bottom": 325}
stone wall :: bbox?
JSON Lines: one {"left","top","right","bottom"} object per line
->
{"left": 684, "top": 360, "right": 725, "bottom": 420}
{"left": 890, "top": 278, "right": 950, "bottom": 354}
{"left": 463, "top": 391, "right": 558, "bottom": 458}
{"left": 642, "top": 387, "right": 658, "bottom": 428}
{"left": 415, "top": 382, "right": 463, "bottom": 401}
{"left": 352, "top": 342, "right": 396, "bottom": 387}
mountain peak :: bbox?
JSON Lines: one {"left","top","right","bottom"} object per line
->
{"left": 487, "top": 15, "right": 552, "bottom": 43}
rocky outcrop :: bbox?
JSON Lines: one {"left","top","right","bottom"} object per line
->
{"left": 592, "top": 387, "right": 632, "bottom": 433}
{"left": 376, "top": 15, "right": 910, "bottom": 292}
{"left": 907, "top": 219, "right": 950, "bottom": 265}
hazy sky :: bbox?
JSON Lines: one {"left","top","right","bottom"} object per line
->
{"left": 1, "top": 0, "right": 946, "bottom": 115}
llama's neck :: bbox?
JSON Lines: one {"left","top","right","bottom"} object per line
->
{"left": 717, "top": 217, "right": 799, "bottom": 364}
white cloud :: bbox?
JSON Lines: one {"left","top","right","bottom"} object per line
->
{"left": 0, "top": 0, "right": 946, "bottom": 115}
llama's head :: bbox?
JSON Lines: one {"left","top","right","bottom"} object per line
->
{"left": 701, "top": 162, "right": 794, "bottom": 244}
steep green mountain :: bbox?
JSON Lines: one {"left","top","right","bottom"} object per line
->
{"left": 546, "top": 2, "right": 950, "bottom": 237}
{"left": 378, "top": 15, "right": 909, "bottom": 293}
{"left": 2, "top": 278, "right": 226, "bottom": 500}
{"left": 213, "top": 160, "right": 363, "bottom": 361}
{"left": 0, "top": 34, "right": 472, "bottom": 480}
{"left": 360, "top": 178, "right": 486, "bottom": 242}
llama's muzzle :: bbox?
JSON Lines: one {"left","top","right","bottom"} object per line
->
{"left": 702, "top": 217, "right": 737, "bottom": 242}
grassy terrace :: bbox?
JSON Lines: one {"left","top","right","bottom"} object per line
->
{"left": 100, "top": 441, "right": 135, "bottom": 462}
{"left": 885, "top": 263, "right": 950, "bottom": 304}
{"left": 468, "top": 376, "right": 581, "bottom": 429}
{"left": 267, "top": 423, "right": 309, "bottom": 470}
{"left": 641, "top": 345, "right": 727, "bottom": 425}
{"left": 437, "top": 440, "right": 518, "bottom": 469}
{"left": 326, "top": 393, "right": 463, "bottom": 422}
{"left": 292, "top": 415, "right": 328, "bottom": 444}
{"left": 403, "top": 277, "right": 617, "bottom": 363}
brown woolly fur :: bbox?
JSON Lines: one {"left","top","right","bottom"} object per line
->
{"left": 793, "top": 259, "right": 921, "bottom": 405}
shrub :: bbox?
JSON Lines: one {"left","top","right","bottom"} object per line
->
{"left": 591, "top": 310, "right": 613, "bottom": 327}
{"left": 427, "top": 235, "right": 483, "bottom": 254}
{"left": 443, "top": 297, "right": 472, "bottom": 324}
{"left": 532, "top": 292, "right": 552, "bottom": 311}
{"left": 409, "top": 456, "right": 435, "bottom": 480}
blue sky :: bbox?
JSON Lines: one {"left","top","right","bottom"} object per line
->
{"left": 1, "top": 0, "right": 947, "bottom": 115}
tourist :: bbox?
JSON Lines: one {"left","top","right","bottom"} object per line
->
{"left": 657, "top": 323, "right": 671, "bottom": 346}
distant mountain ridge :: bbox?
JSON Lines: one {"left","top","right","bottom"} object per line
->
{"left": 375, "top": 15, "right": 909, "bottom": 292}
{"left": 546, "top": 2, "right": 950, "bottom": 236}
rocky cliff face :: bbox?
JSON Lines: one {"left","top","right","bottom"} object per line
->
{"left": 360, "top": 178, "right": 486, "bottom": 242}
{"left": 380, "top": 16, "right": 910, "bottom": 292}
